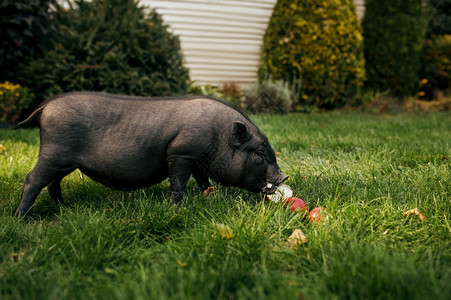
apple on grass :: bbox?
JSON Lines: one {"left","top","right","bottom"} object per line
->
{"left": 308, "top": 207, "right": 329, "bottom": 223}
{"left": 282, "top": 197, "right": 309, "bottom": 214}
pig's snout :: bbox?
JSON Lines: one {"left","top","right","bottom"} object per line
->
{"left": 277, "top": 174, "right": 289, "bottom": 186}
{"left": 262, "top": 173, "right": 289, "bottom": 194}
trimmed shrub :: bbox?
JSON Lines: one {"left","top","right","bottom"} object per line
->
{"left": 0, "top": 0, "right": 58, "bottom": 82}
{"left": 420, "top": 34, "right": 451, "bottom": 99}
{"left": 259, "top": 0, "right": 365, "bottom": 109}
{"left": 0, "top": 82, "right": 34, "bottom": 124}
{"left": 19, "top": 0, "right": 189, "bottom": 103}
{"left": 244, "top": 77, "right": 299, "bottom": 114}
{"left": 362, "top": 0, "right": 424, "bottom": 98}
{"left": 188, "top": 83, "right": 243, "bottom": 107}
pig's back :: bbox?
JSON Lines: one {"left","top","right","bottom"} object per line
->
{"left": 39, "top": 92, "right": 247, "bottom": 136}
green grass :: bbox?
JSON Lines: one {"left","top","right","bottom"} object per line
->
{"left": 1, "top": 111, "right": 450, "bottom": 299}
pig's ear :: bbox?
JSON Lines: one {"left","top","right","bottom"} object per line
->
{"left": 231, "top": 121, "right": 251, "bottom": 147}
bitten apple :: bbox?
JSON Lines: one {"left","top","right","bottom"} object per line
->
{"left": 266, "top": 184, "right": 293, "bottom": 203}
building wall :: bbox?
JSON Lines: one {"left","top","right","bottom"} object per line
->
{"left": 354, "top": 0, "right": 365, "bottom": 20}
{"left": 144, "top": 0, "right": 365, "bottom": 87}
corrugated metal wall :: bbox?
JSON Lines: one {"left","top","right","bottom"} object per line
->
{"left": 354, "top": 0, "right": 365, "bottom": 20}
{"left": 144, "top": 0, "right": 365, "bottom": 87}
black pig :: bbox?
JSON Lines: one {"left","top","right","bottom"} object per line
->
{"left": 14, "top": 92, "right": 288, "bottom": 217}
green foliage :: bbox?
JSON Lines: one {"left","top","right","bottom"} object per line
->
{"left": 0, "top": 82, "right": 34, "bottom": 124}
{"left": 260, "top": 0, "right": 365, "bottom": 109}
{"left": 221, "top": 82, "right": 245, "bottom": 107}
{"left": 420, "top": 34, "right": 451, "bottom": 99}
{"left": 19, "top": 0, "right": 189, "bottom": 103}
{"left": 244, "top": 77, "right": 299, "bottom": 113}
{"left": 362, "top": 0, "right": 425, "bottom": 99}
{"left": 0, "top": 0, "right": 58, "bottom": 82}
{"left": 425, "top": 0, "right": 451, "bottom": 38}
{"left": 421, "top": 1, "right": 451, "bottom": 99}
{"left": 189, "top": 82, "right": 243, "bottom": 107}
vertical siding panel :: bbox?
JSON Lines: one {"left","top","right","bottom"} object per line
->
{"left": 142, "top": 0, "right": 364, "bottom": 87}
{"left": 354, "top": 0, "right": 366, "bottom": 20}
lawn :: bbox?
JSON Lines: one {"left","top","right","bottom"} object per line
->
{"left": 0, "top": 111, "right": 450, "bottom": 299}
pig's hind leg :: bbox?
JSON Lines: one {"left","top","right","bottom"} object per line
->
{"left": 168, "top": 158, "right": 195, "bottom": 205}
{"left": 48, "top": 175, "right": 69, "bottom": 204}
{"left": 14, "top": 159, "right": 75, "bottom": 217}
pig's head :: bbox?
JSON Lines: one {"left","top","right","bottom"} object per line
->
{"left": 216, "top": 121, "right": 289, "bottom": 194}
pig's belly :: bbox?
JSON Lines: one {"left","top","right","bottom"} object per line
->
{"left": 77, "top": 158, "right": 169, "bottom": 191}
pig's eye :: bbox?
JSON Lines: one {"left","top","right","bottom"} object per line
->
{"left": 253, "top": 151, "right": 265, "bottom": 164}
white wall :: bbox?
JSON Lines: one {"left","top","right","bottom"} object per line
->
{"left": 144, "top": 0, "right": 365, "bottom": 87}
{"left": 354, "top": 0, "right": 365, "bottom": 20}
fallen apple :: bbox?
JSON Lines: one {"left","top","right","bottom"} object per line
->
{"left": 308, "top": 207, "right": 329, "bottom": 223}
{"left": 282, "top": 197, "right": 308, "bottom": 214}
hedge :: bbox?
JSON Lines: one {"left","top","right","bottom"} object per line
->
{"left": 260, "top": 0, "right": 365, "bottom": 109}
{"left": 362, "top": 0, "right": 424, "bottom": 98}
{"left": 19, "top": 0, "right": 189, "bottom": 104}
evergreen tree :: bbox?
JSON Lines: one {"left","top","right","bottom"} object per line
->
{"left": 362, "top": 0, "right": 424, "bottom": 98}
{"left": 19, "top": 0, "right": 189, "bottom": 103}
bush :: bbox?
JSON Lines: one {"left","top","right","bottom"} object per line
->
{"left": 244, "top": 77, "right": 299, "bottom": 114}
{"left": 0, "top": 82, "right": 34, "bottom": 124}
{"left": 19, "top": 0, "right": 189, "bottom": 103}
{"left": 221, "top": 82, "right": 245, "bottom": 107}
{"left": 259, "top": 0, "right": 365, "bottom": 109}
{"left": 362, "top": 0, "right": 424, "bottom": 99}
{"left": 0, "top": 0, "right": 58, "bottom": 82}
{"left": 425, "top": 0, "right": 451, "bottom": 38}
{"left": 420, "top": 34, "right": 451, "bottom": 99}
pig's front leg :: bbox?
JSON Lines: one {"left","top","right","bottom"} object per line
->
{"left": 168, "top": 158, "right": 194, "bottom": 205}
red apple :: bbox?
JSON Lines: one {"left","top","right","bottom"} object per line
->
{"left": 282, "top": 197, "right": 308, "bottom": 214}
{"left": 308, "top": 207, "right": 328, "bottom": 223}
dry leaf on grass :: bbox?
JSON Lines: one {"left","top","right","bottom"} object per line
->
{"left": 216, "top": 223, "right": 234, "bottom": 239}
{"left": 0, "top": 144, "right": 6, "bottom": 153}
{"left": 286, "top": 229, "right": 308, "bottom": 249}
{"left": 403, "top": 208, "right": 426, "bottom": 221}
{"left": 203, "top": 186, "right": 217, "bottom": 196}
{"left": 176, "top": 259, "right": 187, "bottom": 267}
